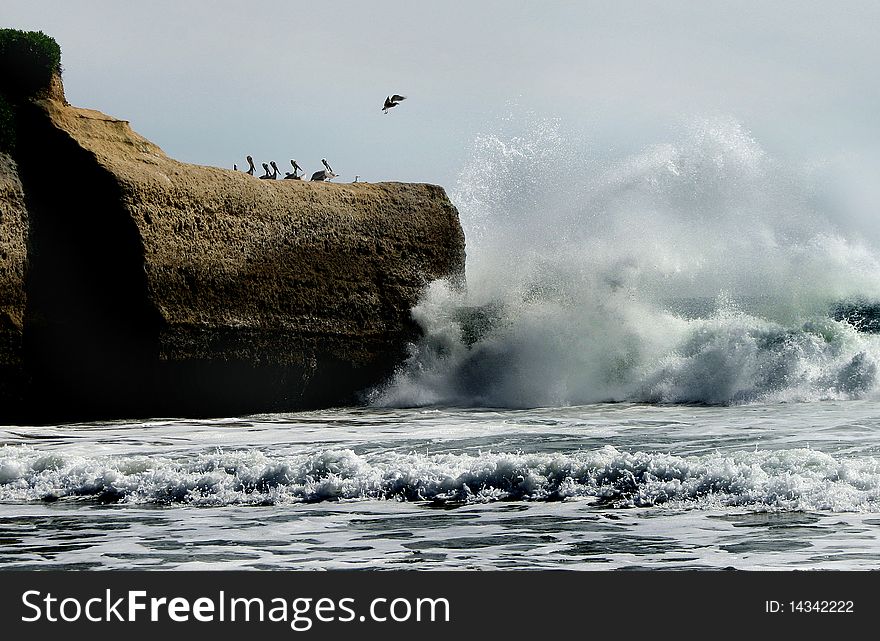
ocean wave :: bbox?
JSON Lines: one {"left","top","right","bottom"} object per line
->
{"left": 371, "top": 115, "right": 880, "bottom": 408}
{"left": 371, "top": 282, "right": 880, "bottom": 407}
{"left": 2, "top": 444, "right": 879, "bottom": 511}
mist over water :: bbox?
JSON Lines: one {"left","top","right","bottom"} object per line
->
{"left": 373, "top": 115, "right": 880, "bottom": 407}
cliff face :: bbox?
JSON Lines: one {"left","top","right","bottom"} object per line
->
{"left": 0, "top": 152, "right": 27, "bottom": 404}
{"left": 2, "top": 76, "right": 465, "bottom": 421}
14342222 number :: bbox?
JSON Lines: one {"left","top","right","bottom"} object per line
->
{"left": 790, "top": 601, "right": 854, "bottom": 613}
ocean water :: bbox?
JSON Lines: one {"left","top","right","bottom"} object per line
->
{"left": 2, "top": 402, "right": 880, "bottom": 570}
{"left": 3, "top": 115, "right": 880, "bottom": 570}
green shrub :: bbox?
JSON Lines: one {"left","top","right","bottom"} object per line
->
{"left": 0, "top": 29, "right": 62, "bottom": 99}
{"left": 0, "top": 94, "right": 14, "bottom": 153}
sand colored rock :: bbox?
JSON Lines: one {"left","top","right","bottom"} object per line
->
{"left": 0, "top": 75, "right": 465, "bottom": 420}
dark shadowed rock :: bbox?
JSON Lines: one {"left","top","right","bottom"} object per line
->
{"left": 0, "top": 152, "right": 27, "bottom": 404}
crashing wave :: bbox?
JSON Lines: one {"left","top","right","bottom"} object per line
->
{"left": 371, "top": 115, "right": 880, "bottom": 408}
{"left": 2, "top": 444, "right": 879, "bottom": 511}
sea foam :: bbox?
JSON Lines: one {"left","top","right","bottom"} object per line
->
{"left": 371, "top": 115, "right": 880, "bottom": 408}
{"left": 2, "top": 444, "right": 879, "bottom": 512}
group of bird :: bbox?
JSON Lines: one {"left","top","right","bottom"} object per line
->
{"left": 234, "top": 94, "right": 407, "bottom": 183}
{"left": 236, "top": 156, "right": 336, "bottom": 181}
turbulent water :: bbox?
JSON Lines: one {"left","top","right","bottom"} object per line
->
{"left": 2, "top": 404, "right": 880, "bottom": 570}
{"left": 373, "top": 116, "right": 880, "bottom": 408}
{"left": 3, "top": 116, "right": 880, "bottom": 570}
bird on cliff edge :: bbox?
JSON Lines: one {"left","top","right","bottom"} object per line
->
{"left": 258, "top": 161, "right": 281, "bottom": 179}
{"left": 310, "top": 158, "right": 337, "bottom": 182}
{"left": 284, "top": 159, "right": 304, "bottom": 180}
{"left": 234, "top": 155, "right": 257, "bottom": 175}
{"left": 310, "top": 169, "right": 337, "bottom": 182}
{"left": 382, "top": 94, "right": 406, "bottom": 113}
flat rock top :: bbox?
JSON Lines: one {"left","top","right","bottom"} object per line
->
{"left": 36, "top": 94, "right": 465, "bottom": 340}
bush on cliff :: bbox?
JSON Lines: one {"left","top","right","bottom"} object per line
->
{"left": 0, "top": 29, "right": 62, "bottom": 99}
{"left": 0, "top": 29, "right": 61, "bottom": 153}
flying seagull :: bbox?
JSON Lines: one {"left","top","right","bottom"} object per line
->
{"left": 382, "top": 94, "right": 406, "bottom": 113}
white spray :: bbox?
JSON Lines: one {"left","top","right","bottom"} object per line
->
{"left": 373, "top": 115, "right": 880, "bottom": 407}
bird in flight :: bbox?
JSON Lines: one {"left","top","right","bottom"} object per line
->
{"left": 382, "top": 94, "right": 407, "bottom": 113}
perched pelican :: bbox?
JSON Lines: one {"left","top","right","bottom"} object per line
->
{"left": 270, "top": 161, "right": 281, "bottom": 179}
{"left": 259, "top": 162, "right": 272, "bottom": 179}
{"left": 310, "top": 158, "right": 337, "bottom": 181}
{"left": 354, "top": 175, "right": 359, "bottom": 183}
{"left": 284, "top": 159, "right": 304, "bottom": 180}
{"left": 310, "top": 169, "right": 337, "bottom": 182}
{"left": 382, "top": 94, "right": 406, "bottom": 113}
{"left": 245, "top": 155, "right": 256, "bottom": 175}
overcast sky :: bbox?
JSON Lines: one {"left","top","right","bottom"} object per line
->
{"left": 4, "top": 1, "right": 879, "bottom": 186}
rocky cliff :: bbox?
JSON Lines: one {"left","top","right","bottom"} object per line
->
{"left": 0, "top": 151, "right": 27, "bottom": 406}
{"left": 0, "top": 75, "right": 465, "bottom": 421}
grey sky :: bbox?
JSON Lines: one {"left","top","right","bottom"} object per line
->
{"left": 4, "top": 1, "right": 879, "bottom": 187}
